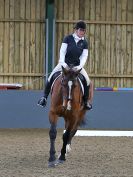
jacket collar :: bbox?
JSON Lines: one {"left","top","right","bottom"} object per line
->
{"left": 72, "top": 33, "right": 84, "bottom": 41}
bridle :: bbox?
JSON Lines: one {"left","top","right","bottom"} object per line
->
{"left": 61, "top": 68, "right": 79, "bottom": 110}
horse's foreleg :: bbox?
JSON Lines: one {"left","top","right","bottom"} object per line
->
{"left": 58, "top": 130, "right": 70, "bottom": 162}
{"left": 67, "top": 129, "right": 77, "bottom": 144}
{"left": 48, "top": 123, "right": 57, "bottom": 167}
{"left": 66, "top": 129, "right": 77, "bottom": 155}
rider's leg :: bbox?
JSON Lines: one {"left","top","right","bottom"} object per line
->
{"left": 38, "top": 64, "right": 62, "bottom": 107}
{"left": 80, "top": 68, "right": 93, "bottom": 110}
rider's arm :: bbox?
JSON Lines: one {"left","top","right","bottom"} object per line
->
{"left": 59, "top": 35, "right": 70, "bottom": 68}
{"left": 59, "top": 43, "right": 68, "bottom": 67}
{"left": 79, "top": 49, "right": 88, "bottom": 68}
{"left": 79, "top": 39, "right": 89, "bottom": 68}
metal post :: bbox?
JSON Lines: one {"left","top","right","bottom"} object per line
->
{"left": 45, "top": 0, "right": 55, "bottom": 81}
{"left": 45, "top": 19, "right": 49, "bottom": 81}
{"left": 52, "top": 19, "right": 55, "bottom": 69}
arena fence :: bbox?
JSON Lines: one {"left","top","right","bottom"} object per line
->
{"left": 0, "top": 0, "right": 133, "bottom": 89}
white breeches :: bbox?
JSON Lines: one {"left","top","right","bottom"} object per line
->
{"left": 48, "top": 63, "right": 91, "bottom": 86}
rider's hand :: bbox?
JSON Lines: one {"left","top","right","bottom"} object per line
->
{"left": 73, "top": 65, "right": 82, "bottom": 71}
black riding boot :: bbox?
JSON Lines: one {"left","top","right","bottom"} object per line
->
{"left": 38, "top": 71, "right": 61, "bottom": 108}
{"left": 84, "top": 85, "right": 92, "bottom": 110}
{"left": 38, "top": 81, "right": 51, "bottom": 107}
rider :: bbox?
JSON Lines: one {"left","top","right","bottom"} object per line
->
{"left": 38, "top": 20, "right": 92, "bottom": 110}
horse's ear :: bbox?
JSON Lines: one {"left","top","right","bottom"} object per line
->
{"left": 62, "top": 66, "right": 68, "bottom": 75}
{"left": 78, "top": 68, "right": 82, "bottom": 73}
{"left": 76, "top": 68, "right": 82, "bottom": 74}
{"left": 61, "top": 66, "right": 66, "bottom": 74}
{"left": 62, "top": 66, "right": 65, "bottom": 73}
{"left": 74, "top": 68, "right": 82, "bottom": 77}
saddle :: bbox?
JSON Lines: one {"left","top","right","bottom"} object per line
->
{"left": 51, "top": 71, "right": 86, "bottom": 96}
{"left": 78, "top": 73, "right": 87, "bottom": 95}
{"left": 51, "top": 71, "right": 62, "bottom": 92}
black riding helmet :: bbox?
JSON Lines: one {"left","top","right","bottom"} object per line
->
{"left": 74, "top": 20, "right": 86, "bottom": 30}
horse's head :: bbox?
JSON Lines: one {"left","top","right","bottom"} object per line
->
{"left": 61, "top": 65, "right": 81, "bottom": 86}
{"left": 61, "top": 65, "right": 81, "bottom": 110}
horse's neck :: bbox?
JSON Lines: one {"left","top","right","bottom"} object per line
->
{"left": 51, "top": 76, "right": 62, "bottom": 105}
{"left": 52, "top": 76, "right": 62, "bottom": 95}
{"left": 72, "top": 80, "right": 83, "bottom": 101}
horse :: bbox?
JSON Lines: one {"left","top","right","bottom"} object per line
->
{"left": 48, "top": 66, "right": 88, "bottom": 167}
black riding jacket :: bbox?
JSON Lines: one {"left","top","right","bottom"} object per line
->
{"left": 63, "top": 34, "right": 88, "bottom": 67}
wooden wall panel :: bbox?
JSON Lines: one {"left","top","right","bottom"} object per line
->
{"left": 4, "top": 0, "right": 10, "bottom": 83}
{"left": 0, "top": 0, "right": 4, "bottom": 83}
{"left": 0, "top": 0, "right": 132, "bottom": 89}
{"left": 0, "top": 0, "right": 45, "bottom": 90}
{"left": 55, "top": 0, "right": 133, "bottom": 87}
{"left": 9, "top": 0, "right": 15, "bottom": 84}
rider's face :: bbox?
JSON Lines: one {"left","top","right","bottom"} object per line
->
{"left": 75, "top": 28, "right": 86, "bottom": 38}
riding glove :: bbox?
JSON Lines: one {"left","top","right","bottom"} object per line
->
{"left": 73, "top": 65, "right": 82, "bottom": 71}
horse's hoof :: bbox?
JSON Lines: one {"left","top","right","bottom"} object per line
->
{"left": 55, "top": 159, "right": 65, "bottom": 165}
{"left": 48, "top": 161, "right": 56, "bottom": 168}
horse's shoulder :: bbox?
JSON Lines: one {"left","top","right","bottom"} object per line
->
{"left": 54, "top": 74, "right": 62, "bottom": 85}
{"left": 51, "top": 73, "right": 62, "bottom": 92}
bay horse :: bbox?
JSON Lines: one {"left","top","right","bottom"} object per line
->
{"left": 48, "top": 66, "right": 88, "bottom": 167}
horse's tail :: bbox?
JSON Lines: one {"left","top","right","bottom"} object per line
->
{"left": 79, "top": 117, "right": 88, "bottom": 127}
{"left": 79, "top": 111, "right": 88, "bottom": 128}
